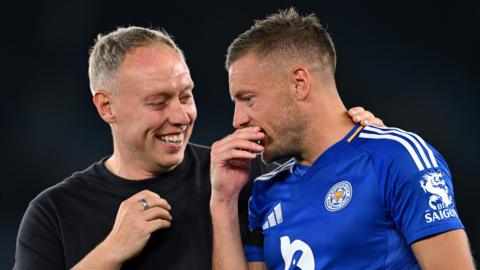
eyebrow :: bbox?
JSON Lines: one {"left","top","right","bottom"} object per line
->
{"left": 189, "top": 81, "right": 195, "bottom": 91}
{"left": 231, "top": 90, "right": 250, "bottom": 102}
{"left": 143, "top": 93, "right": 168, "bottom": 103}
{"left": 143, "top": 82, "right": 195, "bottom": 102}
{"left": 183, "top": 82, "right": 195, "bottom": 92}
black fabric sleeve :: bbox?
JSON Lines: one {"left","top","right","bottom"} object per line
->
{"left": 246, "top": 228, "right": 264, "bottom": 247}
{"left": 14, "top": 202, "right": 65, "bottom": 270}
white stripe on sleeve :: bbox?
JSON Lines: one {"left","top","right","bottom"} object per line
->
{"left": 364, "top": 126, "right": 432, "bottom": 169}
{"left": 359, "top": 133, "right": 425, "bottom": 171}
{"left": 377, "top": 126, "right": 439, "bottom": 168}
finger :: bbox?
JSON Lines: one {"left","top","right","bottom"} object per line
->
{"left": 353, "top": 111, "right": 374, "bottom": 123}
{"left": 143, "top": 207, "right": 172, "bottom": 221}
{"left": 141, "top": 196, "right": 171, "bottom": 211}
{"left": 360, "top": 111, "right": 374, "bottom": 120}
{"left": 130, "top": 190, "right": 171, "bottom": 210}
{"left": 145, "top": 219, "right": 171, "bottom": 233}
{"left": 217, "top": 139, "right": 264, "bottom": 155}
{"left": 216, "top": 148, "right": 258, "bottom": 162}
{"left": 222, "top": 129, "right": 265, "bottom": 145}
{"left": 234, "top": 126, "right": 262, "bottom": 133}
{"left": 348, "top": 106, "right": 364, "bottom": 116}
{"left": 213, "top": 133, "right": 264, "bottom": 153}
{"left": 366, "top": 117, "right": 385, "bottom": 127}
{"left": 227, "top": 158, "right": 251, "bottom": 169}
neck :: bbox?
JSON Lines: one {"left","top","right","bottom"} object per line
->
{"left": 105, "top": 142, "right": 176, "bottom": 180}
{"left": 297, "top": 88, "right": 354, "bottom": 165}
{"left": 104, "top": 155, "right": 159, "bottom": 180}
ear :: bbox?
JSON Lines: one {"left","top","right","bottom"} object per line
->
{"left": 290, "top": 66, "right": 311, "bottom": 100}
{"left": 92, "top": 90, "right": 116, "bottom": 124}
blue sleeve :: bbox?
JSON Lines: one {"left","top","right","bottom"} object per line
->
{"left": 386, "top": 145, "right": 464, "bottom": 245}
{"left": 244, "top": 192, "right": 265, "bottom": 262}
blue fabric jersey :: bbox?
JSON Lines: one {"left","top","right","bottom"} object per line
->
{"left": 244, "top": 125, "right": 464, "bottom": 269}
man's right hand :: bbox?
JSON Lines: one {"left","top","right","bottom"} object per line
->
{"left": 210, "top": 127, "right": 264, "bottom": 203}
{"left": 72, "top": 190, "right": 172, "bottom": 270}
{"left": 210, "top": 127, "right": 264, "bottom": 270}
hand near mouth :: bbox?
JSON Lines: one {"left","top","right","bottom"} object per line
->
{"left": 210, "top": 127, "right": 265, "bottom": 203}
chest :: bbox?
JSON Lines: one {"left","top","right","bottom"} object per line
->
{"left": 258, "top": 161, "right": 394, "bottom": 269}
{"left": 57, "top": 180, "right": 213, "bottom": 269}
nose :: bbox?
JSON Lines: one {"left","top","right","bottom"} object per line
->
{"left": 232, "top": 102, "right": 249, "bottom": 129}
{"left": 169, "top": 99, "right": 191, "bottom": 126}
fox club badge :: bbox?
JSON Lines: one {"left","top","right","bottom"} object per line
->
{"left": 325, "top": 181, "right": 352, "bottom": 212}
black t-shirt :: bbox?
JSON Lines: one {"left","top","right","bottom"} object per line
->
{"left": 14, "top": 143, "right": 275, "bottom": 269}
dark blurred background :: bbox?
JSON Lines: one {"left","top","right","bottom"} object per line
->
{"left": 2, "top": 0, "right": 478, "bottom": 267}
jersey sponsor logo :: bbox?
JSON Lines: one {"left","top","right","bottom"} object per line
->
{"left": 280, "top": 236, "right": 315, "bottom": 270}
{"left": 420, "top": 171, "right": 458, "bottom": 223}
{"left": 324, "top": 181, "right": 352, "bottom": 212}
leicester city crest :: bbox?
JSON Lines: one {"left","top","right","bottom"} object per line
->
{"left": 324, "top": 181, "right": 353, "bottom": 212}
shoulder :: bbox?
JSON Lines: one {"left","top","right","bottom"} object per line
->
{"left": 18, "top": 160, "right": 101, "bottom": 238}
{"left": 352, "top": 125, "right": 442, "bottom": 173}
{"left": 30, "top": 161, "right": 102, "bottom": 207}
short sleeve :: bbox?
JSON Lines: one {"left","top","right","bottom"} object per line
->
{"left": 386, "top": 145, "right": 464, "bottom": 245}
{"left": 14, "top": 201, "right": 65, "bottom": 270}
{"left": 242, "top": 157, "right": 279, "bottom": 259}
{"left": 243, "top": 190, "right": 265, "bottom": 262}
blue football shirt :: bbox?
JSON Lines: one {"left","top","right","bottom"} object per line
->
{"left": 244, "top": 125, "right": 464, "bottom": 269}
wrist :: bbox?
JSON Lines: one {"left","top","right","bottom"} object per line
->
{"left": 95, "top": 238, "right": 125, "bottom": 269}
{"left": 210, "top": 194, "right": 239, "bottom": 212}
{"left": 71, "top": 238, "right": 124, "bottom": 270}
{"left": 210, "top": 190, "right": 240, "bottom": 205}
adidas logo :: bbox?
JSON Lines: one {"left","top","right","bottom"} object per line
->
{"left": 262, "top": 203, "right": 283, "bottom": 230}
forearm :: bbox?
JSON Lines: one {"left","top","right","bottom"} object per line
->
{"left": 210, "top": 198, "right": 249, "bottom": 270}
{"left": 71, "top": 240, "right": 123, "bottom": 270}
{"left": 412, "top": 229, "right": 475, "bottom": 270}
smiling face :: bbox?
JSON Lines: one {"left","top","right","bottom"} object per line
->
{"left": 229, "top": 53, "right": 307, "bottom": 163}
{"left": 109, "top": 44, "right": 197, "bottom": 175}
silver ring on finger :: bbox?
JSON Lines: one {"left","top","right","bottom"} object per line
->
{"left": 138, "top": 198, "right": 149, "bottom": 210}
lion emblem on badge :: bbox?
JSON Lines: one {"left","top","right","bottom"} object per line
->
{"left": 419, "top": 171, "right": 452, "bottom": 210}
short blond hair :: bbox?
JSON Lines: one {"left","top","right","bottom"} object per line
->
{"left": 88, "top": 26, "right": 184, "bottom": 95}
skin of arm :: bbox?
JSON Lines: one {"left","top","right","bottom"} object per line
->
{"left": 411, "top": 229, "right": 476, "bottom": 270}
{"left": 210, "top": 127, "right": 264, "bottom": 270}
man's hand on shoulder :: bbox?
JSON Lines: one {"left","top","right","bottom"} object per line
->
{"left": 348, "top": 106, "right": 385, "bottom": 127}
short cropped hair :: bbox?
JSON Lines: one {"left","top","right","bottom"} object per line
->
{"left": 226, "top": 7, "right": 336, "bottom": 72}
{"left": 88, "top": 26, "right": 183, "bottom": 95}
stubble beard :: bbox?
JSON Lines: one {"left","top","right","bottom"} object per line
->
{"left": 260, "top": 106, "right": 308, "bottom": 164}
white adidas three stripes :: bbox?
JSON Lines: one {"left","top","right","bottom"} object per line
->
{"left": 359, "top": 126, "right": 438, "bottom": 171}
{"left": 262, "top": 203, "right": 283, "bottom": 230}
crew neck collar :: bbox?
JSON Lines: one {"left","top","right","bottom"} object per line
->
{"left": 95, "top": 146, "right": 192, "bottom": 188}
